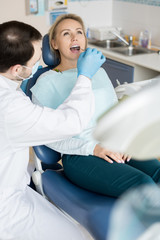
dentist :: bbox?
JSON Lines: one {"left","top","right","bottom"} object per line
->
{"left": 0, "top": 21, "right": 105, "bottom": 240}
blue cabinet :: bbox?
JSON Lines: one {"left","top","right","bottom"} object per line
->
{"left": 102, "top": 58, "right": 134, "bottom": 88}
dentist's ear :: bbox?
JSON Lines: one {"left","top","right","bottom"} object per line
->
{"left": 9, "top": 64, "right": 22, "bottom": 77}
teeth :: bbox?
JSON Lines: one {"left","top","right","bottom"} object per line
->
{"left": 71, "top": 45, "right": 79, "bottom": 48}
{"left": 70, "top": 45, "right": 80, "bottom": 50}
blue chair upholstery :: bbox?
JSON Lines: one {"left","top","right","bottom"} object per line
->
{"left": 26, "top": 34, "right": 116, "bottom": 240}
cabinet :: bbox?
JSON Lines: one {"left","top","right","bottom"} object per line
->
{"left": 102, "top": 58, "right": 134, "bottom": 88}
{"left": 88, "top": 42, "right": 160, "bottom": 84}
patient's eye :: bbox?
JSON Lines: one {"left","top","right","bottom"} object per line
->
{"left": 77, "top": 30, "right": 83, "bottom": 35}
{"left": 63, "top": 32, "right": 69, "bottom": 36}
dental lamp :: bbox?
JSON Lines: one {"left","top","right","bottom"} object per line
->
{"left": 107, "top": 184, "right": 160, "bottom": 240}
{"left": 94, "top": 79, "right": 160, "bottom": 160}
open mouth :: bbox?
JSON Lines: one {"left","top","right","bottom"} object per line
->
{"left": 70, "top": 45, "right": 80, "bottom": 52}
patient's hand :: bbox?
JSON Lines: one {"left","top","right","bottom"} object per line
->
{"left": 120, "top": 153, "right": 131, "bottom": 162}
{"left": 93, "top": 144, "right": 130, "bottom": 164}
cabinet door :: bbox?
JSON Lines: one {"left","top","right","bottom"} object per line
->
{"left": 102, "top": 58, "right": 134, "bottom": 88}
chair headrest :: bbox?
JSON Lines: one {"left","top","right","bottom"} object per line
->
{"left": 42, "top": 34, "right": 60, "bottom": 67}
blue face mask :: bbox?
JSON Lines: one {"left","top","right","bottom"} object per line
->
{"left": 17, "top": 61, "right": 40, "bottom": 81}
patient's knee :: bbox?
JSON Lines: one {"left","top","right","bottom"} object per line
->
{"left": 137, "top": 174, "right": 155, "bottom": 186}
{"left": 152, "top": 168, "right": 160, "bottom": 183}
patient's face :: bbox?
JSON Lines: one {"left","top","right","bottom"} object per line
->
{"left": 51, "top": 19, "right": 86, "bottom": 64}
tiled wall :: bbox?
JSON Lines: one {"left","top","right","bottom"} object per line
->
{"left": 69, "top": 0, "right": 160, "bottom": 5}
{"left": 115, "top": 0, "right": 160, "bottom": 7}
{"left": 69, "top": 0, "right": 107, "bottom": 1}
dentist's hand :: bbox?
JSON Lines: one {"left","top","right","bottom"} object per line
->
{"left": 77, "top": 48, "right": 106, "bottom": 79}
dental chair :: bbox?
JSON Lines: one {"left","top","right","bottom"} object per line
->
{"left": 26, "top": 34, "right": 116, "bottom": 240}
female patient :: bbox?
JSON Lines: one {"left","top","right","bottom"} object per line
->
{"left": 31, "top": 14, "right": 160, "bottom": 197}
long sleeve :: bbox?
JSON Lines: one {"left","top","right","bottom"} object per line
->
{"left": 46, "top": 138, "right": 98, "bottom": 156}
{"left": 31, "top": 68, "right": 117, "bottom": 155}
{"left": 2, "top": 75, "right": 95, "bottom": 150}
{"left": 32, "top": 94, "right": 98, "bottom": 156}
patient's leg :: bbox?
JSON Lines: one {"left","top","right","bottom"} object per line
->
{"left": 62, "top": 154, "right": 157, "bottom": 198}
{"left": 127, "top": 158, "right": 160, "bottom": 184}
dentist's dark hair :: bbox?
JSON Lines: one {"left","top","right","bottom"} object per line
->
{"left": 0, "top": 21, "right": 42, "bottom": 72}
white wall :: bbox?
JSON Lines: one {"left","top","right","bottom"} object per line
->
{"left": 1, "top": 0, "right": 159, "bottom": 46}
{"left": 0, "top": 0, "right": 112, "bottom": 36}
{"left": 112, "top": 1, "right": 160, "bottom": 46}
{"left": 0, "top": 0, "right": 49, "bottom": 36}
{"left": 68, "top": 1, "right": 112, "bottom": 29}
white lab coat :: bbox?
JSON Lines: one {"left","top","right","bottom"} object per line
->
{"left": 0, "top": 75, "right": 94, "bottom": 240}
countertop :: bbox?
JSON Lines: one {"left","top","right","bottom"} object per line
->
{"left": 88, "top": 43, "right": 160, "bottom": 72}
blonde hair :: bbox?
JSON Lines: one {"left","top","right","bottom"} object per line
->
{"left": 48, "top": 13, "right": 87, "bottom": 60}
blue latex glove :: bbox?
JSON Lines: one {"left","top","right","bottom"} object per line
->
{"left": 77, "top": 48, "right": 106, "bottom": 79}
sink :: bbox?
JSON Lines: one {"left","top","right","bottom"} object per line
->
{"left": 88, "top": 39, "right": 126, "bottom": 48}
{"left": 111, "top": 46, "right": 155, "bottom": 56}
{"left": 88, "top": 39, "right": 156, "bottom": 56}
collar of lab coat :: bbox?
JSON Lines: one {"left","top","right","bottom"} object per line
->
{"left": 0, "top": 74, "right": 19, "bottom": 90}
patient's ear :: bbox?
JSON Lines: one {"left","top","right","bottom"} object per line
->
{"left": 51, "top": 39, "right": 58, "bottom": 50}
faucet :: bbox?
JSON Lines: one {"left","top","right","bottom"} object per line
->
{"left": 111, "top": 31, "right": 133, "bottom": 47}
